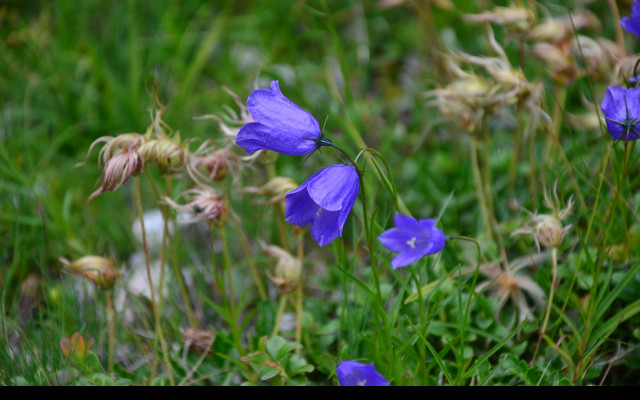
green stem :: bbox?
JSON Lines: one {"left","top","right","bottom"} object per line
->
{"left": 231, "top": 212, "right": 268, "bottom": 300}
{"left": 133, "top": 176, "right": 174, "bottom": 385}
{"left": 266, "top": 161, "right": 288, "bottom": 251}
{"left": 106, "top": 290, "right": 115, "bottom": 373}
{"left": 295, "top": 229, "right": 304, "bottom": 354}
{"left": 531, "top": 246, "right": 558, "bottom": 366}
{"left": 144, "top": 169, "right": 195, "bottom": 327}
{"left": 219, "top": 225, "right": 243, "bottom": 356}
{"left": 470, "top": 137, "right": 494, "bottom": 241}
{"left": 272, "top": 295, "right": 288, "bottom": 337}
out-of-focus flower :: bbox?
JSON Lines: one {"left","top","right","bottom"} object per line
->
{"left": 531, "top": 42, "right": 578, "bottom": 85}
{"left": 378, "top": 213, "right": 445, "bottom": 269}
{"left": 285, "top": 164, "right": 359, "bottom": 247}
{"left": 463, "top": 6, "right": 535, "bottom": 33}
{"left": 600, "top": 86, "right": 640, "bottom": 141}
{"left": 131, "top": 209, "right": 173, "bottom": 254}
{"left": 242, "top": 176, "right": 298, "bottom": 205}
{"left": 164, "top": 187, "right": 228, "bottom": 225}
{"left": 512, "top": 182, "right": 574, "bottom": 250}
{"left": 60, "top": 332, "right": 95, "bottom": 364}
{"left": 59, "top": 256, "right": 120, "bottom": 290}
{"left": 336, "top": 360, "right": 390, "bottom": 386}
{"left": 425, "top": 27, "right": 548, "bottom": 137}
{"left": 264, "top": 245, "right": 301, "bottom": 294}
{"left": 621, "top": 0, "right": 640, "bottom": 37}
{"left": 181, "top": 327, "right": 215, "bottom": 356}
{"left": 236, "top": 81, "right": 328, "bottom": 156}
{"left": 474, "top": 252, "right": 549, "bottom": 322}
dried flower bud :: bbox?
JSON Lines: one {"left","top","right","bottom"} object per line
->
{"left": 76, "top": 133, "right": 147, "bottom": 168}
{"left": 138, "top": 137, "right": 186, "bottom": 172}
{"left": 181, "top": 327, "right": 215, "bottom": 356}
{"left": 59, "top": 255, "right": 120, "bottom": 290}
{"left": 512, "top": 183, "right": 573, "bottom": 250}
{"left": 532, "top": 42, "right": 578, "bottom": 85}
{"left": 88, "top": 141, "right": 144, "bottom": 202}
{"left": 164, "top": 187, "right": 228, "bottom": 225}
{"left": 463, "top": 6, "right": 535, "bottom": 33}
{"left": 264, "top": 245, "right": 301, "bottom": 295}
{"left": 242, "top": 177, "right": 298, "bottom": 205}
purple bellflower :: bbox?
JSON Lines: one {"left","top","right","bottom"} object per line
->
{"left": 336, "top": 361, "right": 390, "bottom": 386}
{"left": 236, "top": 80, "right": 331, "bottom": 156}
{"left": 285, "top": 164, "right": 359, "bottom": 247}
{"left": 621, "top": 0, "right": 640, "bottom": 37}
{"left": 378, "top": 213, "right": 446, "bottom": 269}
{"left": 600, "top": 86, "right": 640, "bottom": 141}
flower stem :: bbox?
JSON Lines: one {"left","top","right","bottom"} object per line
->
{"left": 219, "top": 224, "right": 244, "bottom": 356}
{"left": 470, "top": 137, "right": 494, "bottom": 242}
{"left": 531, "top": 246, "right": 558, "bottom": 366}
{"left": 272, "top": 294, "right": 288, "bottom": 337}
{"left": 133, "top": 176, "right": 174, "bottom": 385}
{"left": 231, "top": 212, "right": 267, "bottom": 300}
{"left": 106, "top": 290, "right": 115, "bottom": 373}
{"left": 295, "top": 228, "right": 305, "bottom": 354}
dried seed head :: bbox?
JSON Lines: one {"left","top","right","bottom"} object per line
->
{"left": 59, "top": 256, "right": 120, "bottom": 290}
{"left": 138, "top": 137, "right": 186, "bottom": 172}
{"left": 88, "top": 141, "right": 144, "bottom": 202}
{"left": 187, "top": 141, "right": 237, "bottom": 183}
{"left": 264, "top": 245, "right": 301, "bottom": 295}
{"left": 463, "top": 6, "right": 535, "bottom": 33}
{"left": 77, "top": 133, "right": 147, "bottom": 168}
{"left": 242, "top": 176, "right": 298, "bottom": 205}
{"left": 164, "top": 187, "right": 229, "bottom": 225}
{"left": 532, "top": 42, "right": 578, "bottom": 85}
{"left": 512, "top": 183, "right": 573, "bottom": 250}
{"left": 181, "top": 327, "right": 215, "bottom": 356}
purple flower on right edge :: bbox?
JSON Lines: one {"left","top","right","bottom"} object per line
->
{"left": 600, "top": 86, "right": 640, "bottom": 141}
{"left": 378, "top": 213, "right": 446, "bottom": 269}
{"left": 336, "top": 361, "right": 389, "bottom": 386}
{"left": 621, "top": 0, "right": 640, "bottom": 37}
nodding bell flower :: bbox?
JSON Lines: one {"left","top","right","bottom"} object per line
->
{"left": 512, "top": 182, "right": 573, "bottom": 250}
{"left": 601, "top": 86, "right": 640, "bottom": 141}
{"left": 621, "top": 0, "right": 640, "bottom": 38}
{"left": 285, "top": 164, "right": 359, "bottom": 247}
{"left": 242, "top": 176, "right": 298, "bottom": 206}
{"left": 264, "top": 245, "right": 301, "bottom": 295}
{"left": 87, "top": 140, "right": 145, "bottom": 202}
{"left": 336, "top": 361, "right": 390, "bottom": 386}
{"left": 163, "top": 187, "right": 228, "bottom": 225}
{"left": 59, "top": 256, "right": 120, "bottom": 290}
{"left": 138, "top": 137, "right": 186, "bottom": 172}
{"left": 236, "top": 80, "right": 331, "bottom": 156}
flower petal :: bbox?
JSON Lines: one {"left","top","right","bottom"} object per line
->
{"left": 285, "top": 187, "right": 320, "bottom": 227}
{"left": 307, "top": 165, "right": 359, "bottom": 211}
{"left": 310, "top": 209, "right": 341, "bottom": 247}
{"left": 393, "top": 213, "right": 421, "bottom": 230}
{"left": 235, "top": 81, "right": 321, "bottom": 155}
{"left": 236, "top": 122, "right": 319, "bottom": 156}
{"left": 336, "top": 361, "right": 389, "bottom": 386}
{"left": 390, "top": 250, "right": 425, "bottom": 269}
